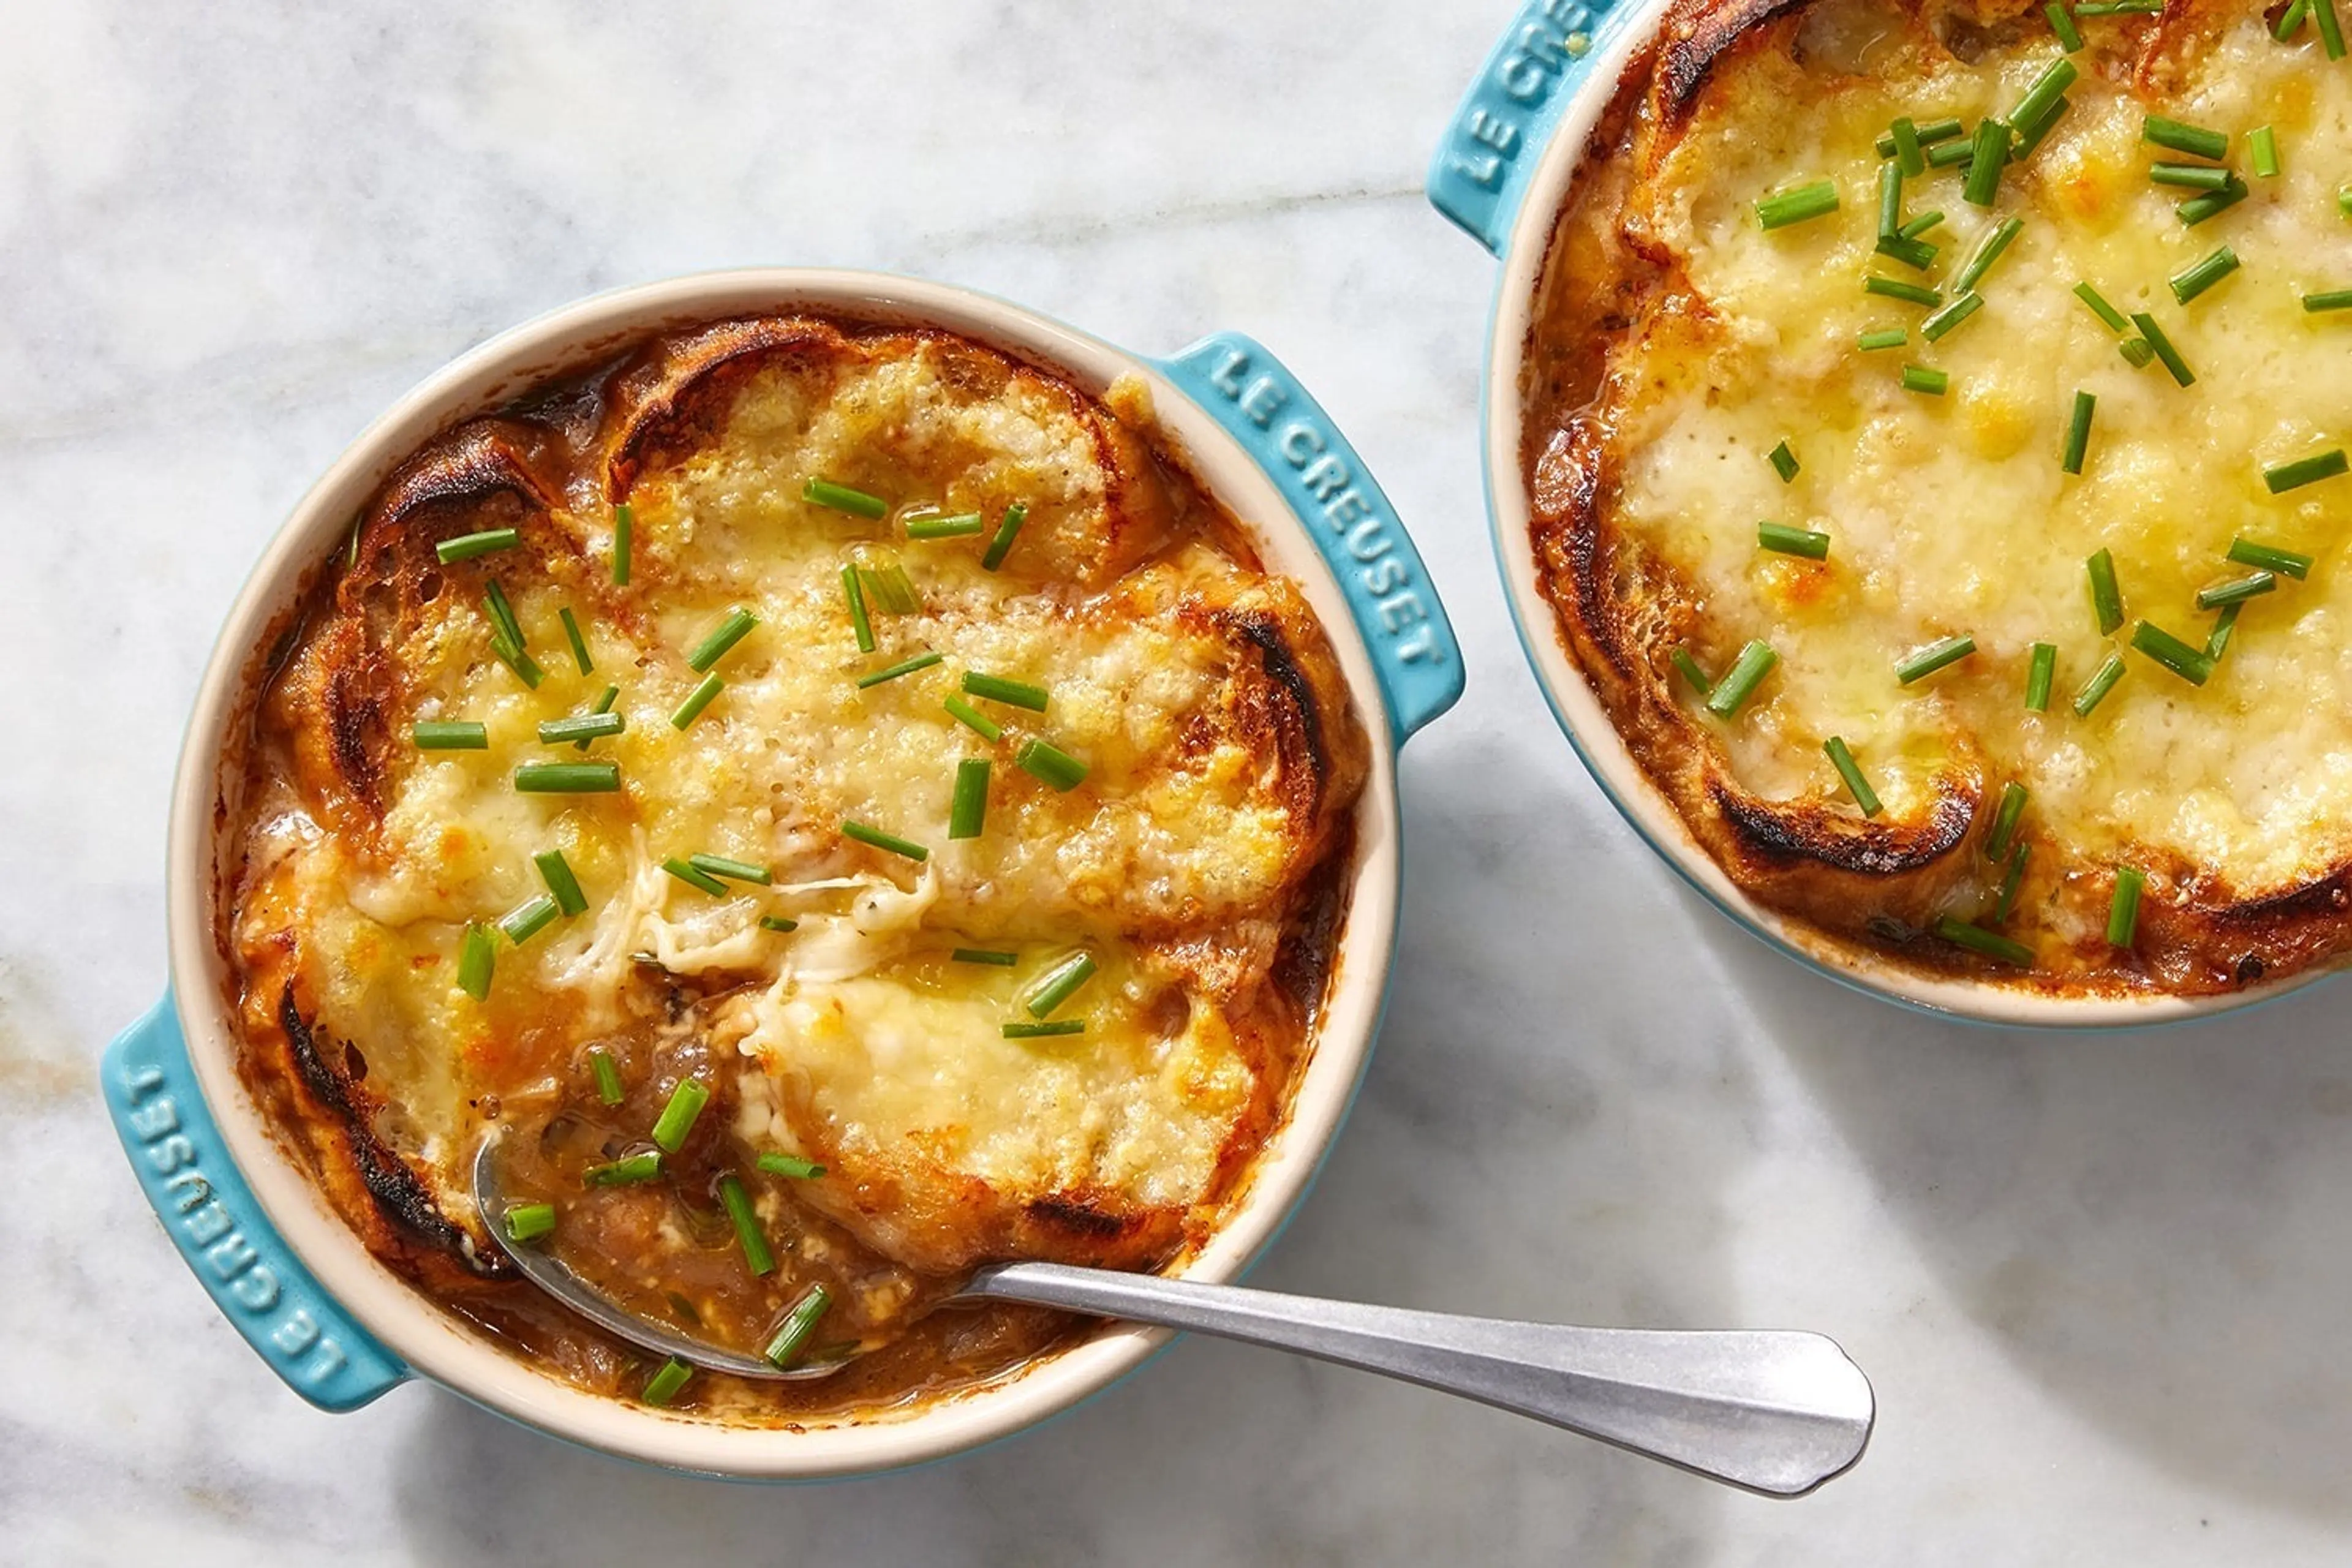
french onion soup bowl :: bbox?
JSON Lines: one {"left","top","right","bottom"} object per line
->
{"left": 1433, "top": 0, "right": 2352, "bottom": 1025}
{"left": 101, "top": 268, "right": 1463, "bottom": 1477}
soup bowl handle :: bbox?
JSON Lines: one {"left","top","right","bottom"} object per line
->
{"left": 1427, "top": 0, "right": 1649, "bottom": 256}
{"left": 1157, "top": 333, "right": 1464, "bottom": 748}
{"left": 102, "top": 993, "right": 410, "bottom": 1411}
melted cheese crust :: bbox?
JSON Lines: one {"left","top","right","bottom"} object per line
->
{"left": 1528, "top": 0, "right": 2352, "bottom": 993}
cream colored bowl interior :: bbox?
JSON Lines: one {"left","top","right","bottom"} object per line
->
{"left": 168, "top": 270, "right": 1404, "bottom": 1476}
{"left": 1478, "top": 8, "right": 2327, "bottom": 1028}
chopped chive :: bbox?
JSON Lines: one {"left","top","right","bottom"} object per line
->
{"left": 1877, "top": 161, "right": 1905, "bottom": 238}
{"left": 688, "top": 853, "right": 772, "bottom": 885}
{"left": 650, "top": 1079, "right": 710, "bottom": 1153}
{"left": 2305, "top": 289, "right": 2352, "bottom": 313}
{"left": 758, "top": 914, "right": 799, "bottom": 932}
{"left": 2250, "top": 126, "right": 2280, "bottom": 179}
{"left": 515, "top": 761, "right": 622, "bottom": 793}
{"left": 2047, "top": 1, "right": 2084, "bottom": 49}
{"left": 2119, "top": 336, "right": 2157, "bottom": 369}
{"left": 1705, "top": 640, "right": 1778, "bottom": 717}
{"left": 981, "top": 503, "right": 1030, "bottom": 572}
{"left": 414, "top": 720, "right": 489, "bottom": 750}
{"left": 2264, "top": 449, "right": 2348, "bottom": 494}
{"left": 611, "top": 503, "right": 633, "bottom": 586}
{"left": 764, "top": 1285, "right": 833, "bottom": 1369}
{"left": 499, "top": 894, "right": 560, "bottom": 946}
{"left": 436, "top": 527, "right": 519, "bottom": 565}
{"left": 1986, "top": 781, "right": 2029, "bottom": 861}
{"left": 586, "top": 1152, "right": 662, "bottom": 1186}
{"left": 2073, "top": 652, "right": 2127, "bottom": 715}
{"left": 804, "top": 478, "right": 889, "bottom": 520}
{"left": 1927, "top": 139, "right": 1977, "bottom": 170}
{"left": 1823, "top": 737, "right": 1882, "bottom": 817}
{"left": 2107, "top": 866, "right": 2147, "bottom": 947}
{"left": 2149, "top": 162, "right": 2236, "bottom": 190}
{"left": 2228, "top": 538, "right": 2312, "bottom": 578}
{"left": 1901, "top": 364, "right": 1950, "bottom": 397}
{"left": 641, "top": 1359, "right": 692, "bottom": 1407}
{"left": 2169, "top": 246, "right": 2240, "bottom": 305}
{"left": 559, "top": 608, "right": 594, "bottom": 675}
{"left": 669, "top": 673, "right": 724, "bottom": 729}
{"left": 1896, "top": 635, "right": 1975, "bottom": 684}
{"left": 2026, "top": 642, "right": 2057, "bottom": 711}
{"left": 1962, "top": 118, "right": 2010, "bottom": 206}
{"left": 662, "top": 857, "right": 730, "bottom": 896}
{"left": 1755, "top": 179, "right": 1841, "bottom": 230}
{"left": 1877, "top": 119, "right": 1964, "bottom": 157}
{"left": 1025, "top": 952, "right": 1098, "bottom": 1019}
{"left": 2131, "top": 620, "right": 2216, "bottom": 685}
{"left": 483, "top": 581, "right": 522, "bottom": 647}
{"left": 1768, "top": 441, "right": 1801, "bottom": 483}
{"left": 2144, "top": 115, "right": 2229, "bottom": 160}
{"left": 1876, "top": 231, "right": 1936, "bottom": 270}
{"left": 489, "top": 634, "right": 546, "bottom": 690}
{"left": 949, "top": 758, "right": 990, "bottom": 839}
{"left": 2197, "top": 572, "right": 2277, "bottom": 609}
{"left": 2087, "top": 549, "right": 2125, "bottom": 635}
{"left": 685, "top": 607, "right": 757, "bottom": 672}
{"left": 1891, "top": 116, "right": 1928, "bottom": 176}
{"left": 962, "top": 671, "right": 1050, "bottom": 712}
{"left": 537, "top": 711, "right": 624, "bottom": 744}
{"left": 345, "top": 513, "right": 363, "bottom": 570}
{"left": 1921, "top": 292, "right": 1985, "bottom": 342}
{"left": 1995, "top": 841, "right": 2032, "bottom": 923}
{"left": 1669, "top": 647, "right": 1713, "bottom": 695}
{"left": 2207, "top": 601, "right": 2244, "bottom": 659}
{"left": 905, "top": 511, "right": 986, "bottom": 540}
{"left": 535, "top": 850, "right": 588, "bottom": 916}
{"left": 1899, "top": 209, "right": 1947, "bottom": 239}
{"left": 943, "top": 694, "right": 1005, "bottom": 741}
{"left": 2316, "top": 0, "right": 2346, "bottom": 58}
{"left": 1859, "top": 328, "right": 1910, "bottom": 351}
{"left": 1934, "top": 916, "right": 2034, "bottom": 966}
{"left": 2178, "top": 179, "right": 2249, "bottom": 227}
{"left": 2279, "top": 0, "right": 2313, "bottom": 35}
{"left": 1865, "top": 275, "right": 1942, "bottom": 307}
{"left": 840, "top": 564, "right": 875, "bottom": 653}
{"left": 1003, "top": 1019, "right": 1087, "bottom": 1039}
{"left": 2009, "top": 59, "right": 2077, "bottom": 141}
{"left": 756, "top": 1152, "right": 826, "bottom": 1179}
{"left": 503, "top": 1202, "right": 556, "bottom": 1244}
{"left": 2130, "top": 313, "right": 2195, "bottom": 386}
{"left": 2342, "top": 187, "right": 2352, "bottom": 219}
{"left": 856, "top": 561, "right": 921, "bottom": 616}
{"left": 717, "top": 1174, "right": 775, "bottom": 1277}
{"left": 2012, "top": 93, "right": 2071, "bottom": 159}
{"left": 575, "top": 685, "right": 620, "bottom": 750}
{"left": 1758, "top": 521, "right": 1830, "bottom": 559}
{"left": 952, "top": 948, "right": 1020, "bottom": 966}
{"left": 458, "top": 922, "right": 496, "bottom": 1000}
{"left": 856, "top": 650, "right": 944, "bottom": 689}
{"left": 2062, "top": 391, "right": 2097, "bottom": 475}
{"left": 842, "top": 820, "right": 929, "bottom": 862}
{"left": 1953, "top": 216, "right": 2024, "bottom": 293}
{"left": 589, "top": 1047, "right": 624, "bottom": 1106}
{"left": 1015, "top": 738, "right": 1089, "bottom": 792}
{"left": 2074, "top": 0, "right": 2162, "bottom": 10}
{"left": 2074, "top": 281, "right": 2130, "bottom": 332}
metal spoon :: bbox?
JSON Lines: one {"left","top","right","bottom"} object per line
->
{"left": 475, "top": 1141, "right": 1874, "bottom": 1495}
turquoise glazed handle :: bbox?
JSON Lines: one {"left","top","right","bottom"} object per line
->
{"left": 1157, "top": 334, "right": 1463, "bottom": 747}
{"left": 1427, "top": 0, "right": 1646, "bottom": 255}
{"left": 102, "top": 993, "right": 409, "bottom": 1411}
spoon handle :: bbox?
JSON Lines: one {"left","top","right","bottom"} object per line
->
{"left": 965, "top": 1262, "right": 1873, "bottom": 1495}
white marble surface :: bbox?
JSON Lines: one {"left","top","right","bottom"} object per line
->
{"left": 7, "top": 1, "right": 2352, "bottom": 1561}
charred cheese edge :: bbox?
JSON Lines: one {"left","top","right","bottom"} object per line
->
{"left": 1526, "top": 0, "right": 2352, "bottom": 993}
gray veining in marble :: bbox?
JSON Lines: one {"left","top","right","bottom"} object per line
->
{"left": 6, "top": 2, "right": 2351, "bottom": 1562}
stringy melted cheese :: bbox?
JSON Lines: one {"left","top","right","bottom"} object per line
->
{"left": 1616, "top": 12, "right": 2352, "bottom": 900}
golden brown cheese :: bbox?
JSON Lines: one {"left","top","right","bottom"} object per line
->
{"left": 225, "top": 314, "right": 1367, "bottom": 1417}
{"left": 1525, "top": 0, "right": 2352, "bottom": 994}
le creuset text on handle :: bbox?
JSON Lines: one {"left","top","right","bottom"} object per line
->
{"left": 1158, "top": 333, "right": 1464, "bottom": 747}
{"left": 102, "top": 993, "right": 410, "bottom": 1411}
{"left": 1428, "top": 0, "right": 1649, "bottom": 256}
